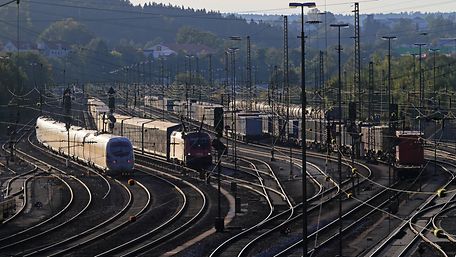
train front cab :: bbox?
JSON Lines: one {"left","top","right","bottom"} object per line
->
{"left": 106, "top": 137, "right": 134, "bottom": 176}
{"left": 185, "top": 132, "right": 212, "bottom": 168}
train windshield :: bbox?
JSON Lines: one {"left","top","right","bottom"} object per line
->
{"left": 110, "top": 141, "right": 131, "bottom": 157}
{"left": 188, "top": 136, "right": 210, "bottom": 149}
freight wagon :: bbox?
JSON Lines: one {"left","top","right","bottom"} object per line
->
{"left": 224, "top": 111, "right": 263, "bottom": 141}
{"left": 395, "top": 131, "right": 424, "bottom": 178}
{"left": 89, "top": 98, "right": 212, "bottom": 168}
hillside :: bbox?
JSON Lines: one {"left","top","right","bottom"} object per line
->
{"left": 0, "top": 0, "right": 290, "bottom": 48}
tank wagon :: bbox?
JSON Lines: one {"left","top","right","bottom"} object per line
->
{"left": 36, "top": 116, "right": 134, "bottom": 175}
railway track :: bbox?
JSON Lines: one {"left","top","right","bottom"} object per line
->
{"left": 209, "top": 157, "right": 291, "bottom": 257}
{"left": 0, "top": 120, "right": 133, "bottom": 256}
{"left": 93, "top": 156, "right": 208, "bottom": 256}
{"left": 99, "top": 99, "right": 410, "bottom": 257}
{"left": 365, "top": 160, "right": 454, "bottom": 257}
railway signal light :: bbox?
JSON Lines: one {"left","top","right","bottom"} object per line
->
{"left": 433, "top": 228, "right": 445, "bottom": 238}
{"left": 108, "top": 97, "right": 115, "bottom": 112}
{"left": 437, "top": 188, "right": 446, "bottom": 197}
{"left": 109, "top": 114, "right": 116, "bottom": 123}
{"left": 349, "top": 102, "right": 356, "bottom": 121}
{"left": 108, "top": 87, "right": 116, "bottom": 95}
{"left": 108, "top": 115, "right": 116, "bottom": 131}
{"left": 63, "top": 88, "right": 71, "bottom": 112}
{"left": 108, "top": 87, "right": 116, "bottom": 113}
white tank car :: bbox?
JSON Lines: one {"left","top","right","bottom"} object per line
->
{"left": 36, "top": 117, "right": 134, "bottom": 175}
{"left": 233, "top": 100, "right": 322, "bottom": 120}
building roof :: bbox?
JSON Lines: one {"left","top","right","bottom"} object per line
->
{"left": 166, "top": 43, "right": 216, "bottom": 56}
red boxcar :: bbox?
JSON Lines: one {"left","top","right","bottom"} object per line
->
{"left": 395, "top": 131, "right": 424, "bottom": 167}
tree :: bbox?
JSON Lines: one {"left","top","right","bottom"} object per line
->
{"left": 38, "top": 18, "right": 94, "bottom": 46}
{"left": 176, "top": 26, "right": 220, "bottom": 48}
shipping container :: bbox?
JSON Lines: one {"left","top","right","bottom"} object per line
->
{"left": 238, "top": 115, "right": 263, "bottom": 141}
{"left": 360, "top": 125, "right": 389, "bottom": 154}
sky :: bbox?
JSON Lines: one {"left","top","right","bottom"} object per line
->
{"left": 130, "top": 0, "right": 456, "bottom": 15}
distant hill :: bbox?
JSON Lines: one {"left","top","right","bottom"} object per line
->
{"left": 0, "top": 0, "right": 291, "bottom": 48}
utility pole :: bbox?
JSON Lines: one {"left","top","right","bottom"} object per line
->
{"left": 38, "top": 63, "right": 44, "bottom": 115}
{"left": 228, "top": 36, "right": 241, "bottom": 213}
{"left": 6, "top": 101, "right": 19, "bottom": 167}
{"left": 108, "top": 87, "right": 116, "bottom": 132}
{"left": 134, "top": 63, "right": 139, "bottom": 109}
{"left": 160, "top": 58, "right": 165, "bottom": 119}
{"left": 247, "top": 36, "right": 252, "bottom": 110}
{"left": 353, "top": 2, "right": 361, "bottom": 120}
{"left": 196, "top": 56, "right": 199, "bottom": 99}
{"left": 224, "top": 52, "right": 229, "bottom": 106}
{"left": 185, "top": 55, "right": 193, "bottom": 120}
{"left": 415, "top": 43, "right": 426, "bottom": 132}
{"left": 208, "top": 54, "right": 213, "bottom": 92}
{"left": 319, "top": 50, "right": 325, "bottom": 145}
{"left": 289, "top": 4, "right": 317, "bottom": 256}
{"left": 379, "top": 69, "right": 384, "bottom": 120}
{"left": 213, "top": 107, "right": 225, "bottom": 232}
{"left": 430, "top": 48, "right": 439, "bottom": 104}
{"left": 383, "top": 35, "right": 397, "bottom": 189}
{"left": 125, "top": 67, "right": 129, "bottom": 108}
{"left": 271, "top": 65, "right": 278, "bottom": 161}
{"left": 148, "top": 59, "right": 152, "bottom": 87}
{"left": 368, "top": 61, "right": 374, "bottom": 152}
{"left": 63, "top": 88, "right": 72, "bottom": 167}
{"left": 331, "top": 22, "right": 349, "bottom": 257}
{"left": 411, "top": 53, "right": 418, "bottom": 102}
{"left": 284, "top": 15, "right": 293, "bottom": 178}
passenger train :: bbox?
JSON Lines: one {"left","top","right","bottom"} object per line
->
{"left": 88, "top": 98, "right": 212, "bottom": 168}
{"left": 36, "top": 116, "right": 134, "bottom": 175}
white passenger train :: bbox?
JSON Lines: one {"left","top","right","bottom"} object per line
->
{"left": 36, "top": 117, "right": 134, "bottom": 175}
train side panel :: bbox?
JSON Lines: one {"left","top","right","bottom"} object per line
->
{"left": 36, "top": 117, "right": 133, "bottom": 175}
{"left": 170, "top": 131, "right": 186, "bottom": 163}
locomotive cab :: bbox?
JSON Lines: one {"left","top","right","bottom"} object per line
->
{"left": 170, "top": 131, "right": 212, "bottom": 168}
{"left": 106, "top": 137, "right": 134, "bottom": 175}
{"left": 185, "top": 131, "right": 212, "bottom": 167}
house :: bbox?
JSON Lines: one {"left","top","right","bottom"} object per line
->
{"left": 1, "top": 41, "right": 35, "bottom": 53}
{"left": 143, "top": 44, "right": 177, "bottom": 59}
{"left": 167, "top": 43, "right": 215, "bottom": 56}
{"left": 143, "top": 43, "right": 216, "bottom": 59}
{"left": 37, "top": 42, "right": 71, "bottom": 58}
